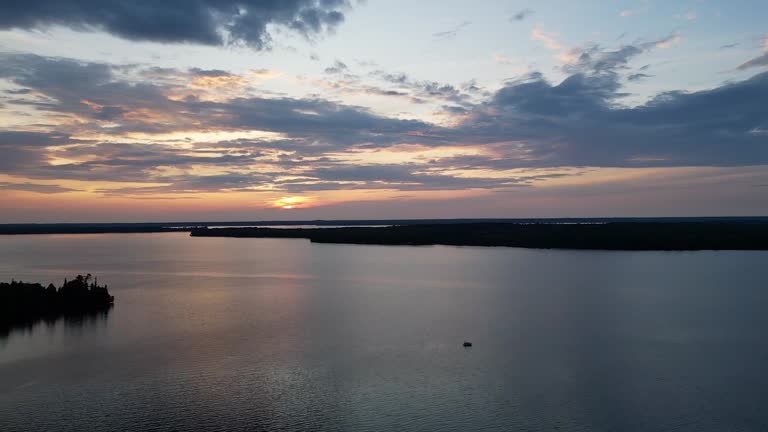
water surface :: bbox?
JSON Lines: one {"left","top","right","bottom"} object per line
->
{"left": 1, "top": 233, "right": 767, "bottom": 431}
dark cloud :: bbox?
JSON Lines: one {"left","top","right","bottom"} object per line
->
{"left": 0, "top": 131, "right": 71, "bottom": 147}
{"left": 458, "top": 70, "right": 768, "bottom": 167}
{"left": 518, "top": 40, "right": 671, "bottom": 123}
{"left": 627, "top": 72, "right": 653, "bottom": 81}
{"left": 276, "top": 164, "right": 531, "bottom": 192}
{"left": 189, "top": 68, "right": 235, "bottom": 78}
{"left": 460, "top": 79, "right": 485, "bottom": 94}
{"left": 492, "top": 72, "right": 621, "bottom": 116}
{"left": 0, "top": 53, "right": 175, "bottom": 131}
{"left": 373, "top": 71, "right": 409, "bottom": 84}
{"left": 511, "top": 9, "right": 534, "bottom": 21}
{"left": 185, "top": 97, "right": 432, "bottom": 147}
{"left": 562, "top": 36, "right": 676, "bottom": 78}
{"left": 737, "top": 53, "right": 768, "bottom": 71}
{"left": 0, "top": 53, "right": 113, "bottom": 89}
{"left": 370, "top": 70, "right": 475, "bottom": 105}
{"left": 433, "top": 21, "right": 471, "bottom": 39}
{"left": 419, "top": 82, "right": 466, "bottom": 102}
{"left": 566, "top": 45, "right": 643, "bottom": 74}
{"left": 97, "top": 172, "right": 272, "bottom": 195}
{"left": 365, "top": 88, "right": 409, "bottom": 97}
{"left": 441, "top": 105, "right": 469, "bottom": 115}
{"left": 0, "top": 131, "right": 76, "bottom": 171}
{"left": 0, "top": 0, "right": 351, "bottom": 49}
{"left": 324, "top": 60, "right": 349, "bottom": 74}
{"left": 0, "top": 182, "right": 80, "bottom": 194}
{"left": 4, "top": 88, "right": 32, "bottom": 95}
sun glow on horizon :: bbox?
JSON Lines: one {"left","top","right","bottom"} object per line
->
{"left": 273, "top": 196, "right": 311, "bottom": 209}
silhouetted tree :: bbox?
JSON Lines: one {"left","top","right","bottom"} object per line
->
{"left": 1, "top": 274, "right": 114, "bottom": 334}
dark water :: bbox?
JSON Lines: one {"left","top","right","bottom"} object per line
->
{"left": 1, "top": 233, "right": 767, "bottom": 431}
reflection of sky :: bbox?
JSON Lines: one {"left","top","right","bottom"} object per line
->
{"left": 1, "top": 0, "right": 767, "bottom": 221}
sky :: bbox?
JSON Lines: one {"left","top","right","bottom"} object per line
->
{"left": 0, "top": 0, "right": 766, "bottom": 222}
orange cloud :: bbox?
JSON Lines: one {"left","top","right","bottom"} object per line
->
{"left": 191, "top": 74, "right": 246, "bottom": 90}
{"left": 655, "top": 33, "right": 682, "bottom": 49}
{"left": 531, "top": 27, "right": 563, "bottom": 51}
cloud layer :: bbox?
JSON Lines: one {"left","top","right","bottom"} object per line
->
{"left": 0, "top": 0, "right": 351, "bottom": 49}
{"left": 0, "top": 47, "right": 767, "bottom": 198}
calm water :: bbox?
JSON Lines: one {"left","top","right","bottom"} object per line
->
{"left": 1, "top": 233, "right": 768, "bottom": 431}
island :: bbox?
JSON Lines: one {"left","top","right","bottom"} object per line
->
{"left": 189, "top": 222, "right": 768, "bottom": 250}
{"left": 0, "top": 274, "right": 114, "bottom": 335}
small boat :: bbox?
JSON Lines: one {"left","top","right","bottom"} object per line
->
{"left": 463, "top": 341, "right": 472, "bottom": 347}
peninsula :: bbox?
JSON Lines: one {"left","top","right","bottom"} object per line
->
{"left": 189, "top": 222, "right": 768, "bottom": 251}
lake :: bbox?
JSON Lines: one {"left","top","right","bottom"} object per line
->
{"left": 1, "top": 233, "right": 767, "bottom": 431}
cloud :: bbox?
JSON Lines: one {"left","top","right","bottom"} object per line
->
{"left": 627, "top": 72, "right": 653, "bottom": 81}
{"left": 274, "top": 163, "right": 537, "bottom": 192}
{"left": 456, "top": 69, "right": 768, "bottom": 167}
{"left": 0, "top": 131, "right": 71, "bottom": 147}
{"left": 531, "top": 27, "right": 678, "bottom": 70}
{"left": 531, "top": 27, "right": 563, "bottom": 51}
{"left": 0, "top": 182, "right": 80, "bottom": 194}
{"left": 620, "top": 0, "right": 649, "bottom": 17}
{"left": 310, "top": 67, "right": 485, "bottom": 110}
{"left": 97, "top": 172, "right": 273, "bottom": 195}
{"left": 369, "top": 70, "right": 477, "bottom": 105}
{"left": 561, "top": 35, "right": 679, "bottom": 78}
{"left": 0, "top": 53, "right": 431, "bottom": 143}
{"left": 324, "top": 60, "right": 349, "bottom": 74}
{"left": 0, "top": 53, "right": 176, "bottom": 129}
{"left": 737, "top": 54, "right": 768, "bottom": 71}
{"left": 1, "top": 49, "right": 767, "bottom": 197}
{"left": 491, "top": 72, "right": 621, "bottom": 116}
{"left": 0, "top": 131, "right": 77, "bottom": 170}
{"left": 511, "top": 9, "right": 534, "bottom": 21}
{"left": 652, "top": 32, "right": 682, "bottom": 49}
{"left": 0, "top": 0, "right": 351, "bottom": 49}
{"left": 0, "top": 53, "right": 448, "bottom": 192}
{"left": 433, "top": 21, "right": 471, "bottom": 39}
{"left": 737, "top": 36, "right": 768, "bottom": 71}
{"left": 564, "top": 45, "right": 643, "bottom": 74}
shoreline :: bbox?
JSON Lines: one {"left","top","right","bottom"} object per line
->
{"left": 1, "top": 217, "right": 767, "bottom": 235}
{"left": 189, "top": 222, "right": 768, "bottom": 251}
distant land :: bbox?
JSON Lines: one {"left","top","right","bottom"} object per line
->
{"left": 1, "top": 217, "right": 768, "bottom": 235}
{"left": 190, "top": 221, "right": 768, "bottom": 251}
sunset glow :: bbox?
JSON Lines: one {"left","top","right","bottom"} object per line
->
{"left": 273, "top": 196, "right": 311, "bottom": 210}
{"left": 0, "top": 1, "right": 766, "bottom": 222}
